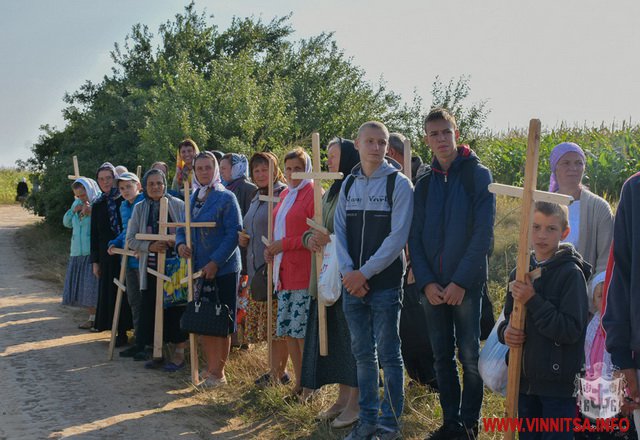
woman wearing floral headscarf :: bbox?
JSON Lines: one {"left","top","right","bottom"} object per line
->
{"left": 264, "top": 147, "right": 315, "bottom": 395}
{"left": 63, "top": 177, "right": 102, "bottom": 329}
{"left": 176, "top": 152, "right": 243, "bottom": 387}
{"left": 548, "top": 142, "right": 614, "bottom": 278}
{"left": 91, "top": 163, "right": 132, "bottom": 346}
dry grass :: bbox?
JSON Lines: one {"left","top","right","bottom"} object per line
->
{"left": 17, "top": 199, "right": 524, "bottom": 439}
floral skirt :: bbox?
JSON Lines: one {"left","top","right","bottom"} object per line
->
{"left": 245, "top": 294, "right": 283, "bottom": 343}
{"left": 276, "top": 289, "right": 311, "bottom": 339}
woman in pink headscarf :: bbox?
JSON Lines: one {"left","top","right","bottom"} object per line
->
{"left": 548, "top": 142, "right": 613, "bottom": 279}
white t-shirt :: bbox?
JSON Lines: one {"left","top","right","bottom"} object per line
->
{"left": 564, "top": 200, "right": 581, "bottom": 246}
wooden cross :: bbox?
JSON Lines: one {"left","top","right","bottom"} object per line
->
{"left": 403, "top": 138, "right": 412, "bottom": 181}
{"left": 135, "top": 197, "right": 174, "bottom": 360}
{"left": 177, "top": 178, "right": 218, "bottom": 385}
{"left": 68, "top": 156, "right": 81, "bottom": 180}
{"left": 136, "top": 165, "right": 142, "bottom": 180}
{"left": 292, "top": 132, "right": 343, "bottom": 356}
{"left": 259, "top": 160, "right": 280, "bottom": 371}
{"left": 488, "top": 119, "right": 573, "bottom": 439}
{"left": 107, "top": 222, "right": 137, "bottom": 360}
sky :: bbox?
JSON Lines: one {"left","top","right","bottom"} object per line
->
{"left": 1, "top": 0, "right": 639, "bottom": 167}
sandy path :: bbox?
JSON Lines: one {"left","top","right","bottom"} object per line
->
{"left": 0, "top": 205, "right": 251, "bottom": 439}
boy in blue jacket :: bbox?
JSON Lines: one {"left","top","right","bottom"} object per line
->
{"left": 107, "top": 171, "right": 145, "bottom": 356}
{"left": 499, "top": 201, "right": 590, "bottom": 440}
{"left": 409, "top": 108, "right": 495, "bottom": 439}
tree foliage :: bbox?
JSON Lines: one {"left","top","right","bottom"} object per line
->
{"left": 26, "top": 3, "right": 421, "bottom": 223}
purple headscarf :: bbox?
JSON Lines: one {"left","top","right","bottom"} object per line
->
{"left": 549, "top": 142, "right": 586, "bottom": 192}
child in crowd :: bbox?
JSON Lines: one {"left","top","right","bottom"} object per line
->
{"left": 107, "top": 172, "right": 145, "bottom": 357}
{"left": 499, "top": 201, "right": 590, "bottom": 440}
{"left": 62, "top": 178, "right": 102, "bottom": 329}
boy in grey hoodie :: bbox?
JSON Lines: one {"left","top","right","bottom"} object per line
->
{"left": 334, "top": 121, "right": 413, "bottom": 440}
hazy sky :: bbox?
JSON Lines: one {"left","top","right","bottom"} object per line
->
{"left": 2, "top": 0, "right": 639, "bottom": 166}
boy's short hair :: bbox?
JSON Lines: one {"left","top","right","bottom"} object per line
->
{"left": 534, "top": 201, "right": 569, "bottom": 231}
{"left": 388, "top": 132, "right": 406, "bottom": 156}
{"left": 423, "top": 107, "right": 458, "bottom": 133}
{"left": 357, "top": 121, "right": 390, "bottom": 139}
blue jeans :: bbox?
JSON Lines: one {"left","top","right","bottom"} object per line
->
{"left": 424, "top": 287, "right": 483, "bottom": 426}
{"left": 518, "top": 394, "right": 576, "bottom": 440}
{"left": 343, "top": 287, "right": 404, "bottom": 430}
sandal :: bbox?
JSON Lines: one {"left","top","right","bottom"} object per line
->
{"left": 78, "top": 320, "right": 94, "bottom": 330}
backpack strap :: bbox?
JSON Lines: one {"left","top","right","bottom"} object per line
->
{"left": 344, "top": 174, "right": 356, "bottom": 199}
{"left": 386, "top": 172, "right": 397, "bottom": 210}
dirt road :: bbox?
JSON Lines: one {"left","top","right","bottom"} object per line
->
{"left": 0, "top": 205, "right": 248, "bottom": 439}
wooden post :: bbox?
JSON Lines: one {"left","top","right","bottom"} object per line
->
{"left": 293, "top": 133, "right": 343, "bottom": 356}
{"left": 107, "top": 226, "right": 136, "bottom": 360}
{"left": 177, "top": 179, "right": 219, "bottom": 385}
{"left": 136, "top": 165, "right": 142, "bottom": 180}
{"left": 183, "top": 179, "right": 199, "bottom": 386}
{"left": 68, "top": 155, "right": 81, "bottom": 180}
{"left": 403, "top": 138, "right": 412, "bottom": 181}
{"left": 259, "top": 160, "right": 279, "bottom": 372}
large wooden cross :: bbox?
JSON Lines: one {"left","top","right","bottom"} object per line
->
{"left": 259, "top": 160, "right": 280, "bottom": 371}
{"left": 107, "top": 222, "right": 137, "bottom": 360}
{"left": 135, "top": 197, "right": 174, "bottom": 360}
{"left": 292, "top": 133, "right": 343, "bottom": 356}
{"left": 176, "top": 178, "right": 217, "bottom": 385}
{"left": 68, "top": 156, "right": 81, "bottom": 180}
{"left": 488, "top": 119, "right": 573, "bottom": 439}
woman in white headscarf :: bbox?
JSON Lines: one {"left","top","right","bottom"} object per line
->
{"left": 264, "top": 147, "right": 315, "bottom": 395}
{"left": 63, "top": 177, "right": 102, "bottom": 329}
{"left": 176, "top": 152, "right": 243, "bottom": 387}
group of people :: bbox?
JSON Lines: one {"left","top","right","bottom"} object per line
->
{"left": 59, "top": 107, "right": 640, "bottom": 440}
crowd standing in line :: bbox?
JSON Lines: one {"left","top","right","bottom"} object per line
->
{"left": 58, "top": 108, "right": 640, "bottom": 440}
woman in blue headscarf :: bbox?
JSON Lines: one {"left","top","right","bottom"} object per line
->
{"left": 91, "top": 163, "right": 133, "bottom": 345}
{"left": 63, "top": 177, "right": 102, "bottom": 329}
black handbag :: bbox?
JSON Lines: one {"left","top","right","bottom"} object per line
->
{"left": 180, "top": 279, "right": 233, "bottom": 337}
{"left": 250, "top": 263, "right": 269, "bottom": 302}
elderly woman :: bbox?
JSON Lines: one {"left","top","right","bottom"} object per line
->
{"left": 176, "top": 152, "right": 242, "bottom": 387}
{"left": 264, "top": 147, "right": 314, "bottom": 395}
{"left": 549, "top": 142, "right": 614, "bottom": 277}
{"left": 126, "top": 169, "right": 188, "bottom": 370}
{"left": 91, "top": 163, "right": 132, "bottom": 345}
{"left": 241, "top": 152, "right": 290, "bottom": 385}
{"left": 301, "top": 138, "right": 360, "bottom": 428}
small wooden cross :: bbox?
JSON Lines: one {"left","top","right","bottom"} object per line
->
{"left": 135, "top": 197, "right": 174, "bottom": 360}
{"left": 179, "top": 178, "right": 218, "bottom": 385}
{"left": 292, "top": 132, "right": 343, "bottom": 356}
{"left": 488, "top": 119, "right": 572, "bottom": 439}
{"left": 68, "top": 156, "right": 81, "bottom": 180}
{"left": 259, "top": 160, "right": 280, "bottom": 370}
{"left": 107, "top": 223, "right": 137, "bottom": 360}
{"left": 136, "top": 165, "right": 142, "bottom": 180}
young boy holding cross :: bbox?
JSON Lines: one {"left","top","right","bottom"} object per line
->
{"left": 107, "top": 171, "right": 145, "bottom": 357}
{"left": 334, "top": 121, "right": 413, "bottom": 440}
{"left": 499, "top": 201, "right": 590, "bottom": 440}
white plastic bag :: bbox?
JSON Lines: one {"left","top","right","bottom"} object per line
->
{"left": 317, "top": 235, "right": 341, "bottom": 306}
{"left": 479, "top": 311, "right": 508, "bottom": 396}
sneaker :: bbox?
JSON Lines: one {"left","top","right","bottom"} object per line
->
{"left": 374, "top": 427, "right": 401, "bottom": 440}
{"left": 133, "top": 348, "right": 151, "bottom": 361}
{"left": 344, "top": 422, "right": 377, "bottom": 440}
{"left": 462, "top": 422, "right": 479, "bottom": 439}
{"left": 424, "top": 423, "right": 465, "bottom": 440}
{"left": 254, "top": 372, "right": 291, "bottom": 387}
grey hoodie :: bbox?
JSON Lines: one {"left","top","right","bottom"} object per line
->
{"left": 334, "top": 159, "right": 413, "bottom": 290}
